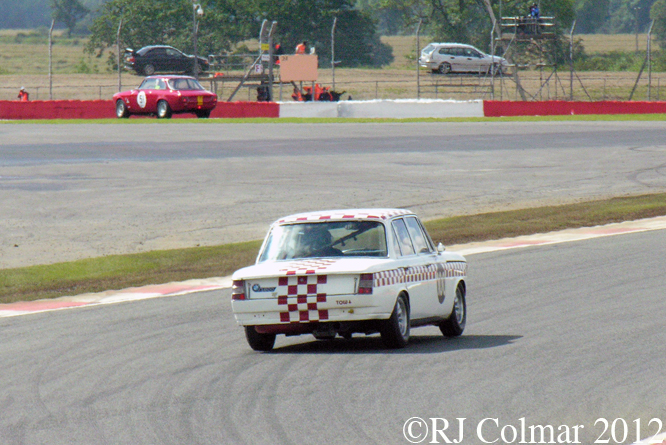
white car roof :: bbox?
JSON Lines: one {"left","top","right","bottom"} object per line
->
{"left": 426, "top": 42, "right": 478, "bottom": 49}
{"left": 275, "top": 208, "right": 414, "bottom": 224}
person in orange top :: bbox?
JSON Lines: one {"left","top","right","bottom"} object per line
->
{"left": 295, "top": 41, "right": 307, "bottom": 54}
{"left": 17, "top": 87, "right": 29, "bottom": 101}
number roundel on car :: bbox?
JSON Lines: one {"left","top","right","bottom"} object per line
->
{"left": 137, "top": 91, "right": 147, "bottom": 108}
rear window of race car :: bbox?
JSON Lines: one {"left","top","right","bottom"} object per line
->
{"left": 258, "top": 221, "right": 388, "bottom": 262}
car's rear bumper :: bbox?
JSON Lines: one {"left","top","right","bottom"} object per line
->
{"left": 232, "top": 292, "right": 395, "bottom": 327}
{"left": 419, "top": 60, "right": 437, "bottom": 69}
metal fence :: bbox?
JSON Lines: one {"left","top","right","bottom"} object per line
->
{"left": 1, "top": 71, "right": 665, "bottom": 103}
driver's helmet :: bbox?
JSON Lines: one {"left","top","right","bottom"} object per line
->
{"left": 302, "top": 224, "right": 332, "bottom": 252}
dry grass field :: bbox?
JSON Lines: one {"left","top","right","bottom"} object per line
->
{"left": 0, "top": 32, "right": 663, "bottom": 102}
{"left": 578, "top": 33, "right": 660, "bottom": 53}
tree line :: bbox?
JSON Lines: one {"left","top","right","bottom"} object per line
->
{"left": 3, "top": 0, "right": 666, "bottom": 68}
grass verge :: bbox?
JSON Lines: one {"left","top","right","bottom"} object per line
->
{"left": 2, "top": 193, "right": 666, "bottom": 305}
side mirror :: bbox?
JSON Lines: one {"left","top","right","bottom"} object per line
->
{"left": 437, "top": 243, "right": 446, "bottom": 253}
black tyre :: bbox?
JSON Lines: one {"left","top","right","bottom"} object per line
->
{"left": 380, "top": 294, "right": 410, "bottom": 349}
{"left": 244, "top": 326, "right": 276, "bottom": 351}
{"left": 437, "top": 62, "right": 452, "bottom": 74}
{"left": 156, "top": 100, "right": 172, "bottom": 119}
{"left": 115, "top": 99, "right": 129, "bottom": 118}
{"left": 195, "top": 110, "right": 211, "bottom": 118}
{"left": 313, "top": 333, "right": 336, "bottom": 340}
{"left": 439, "top": 284, "right": 466, "bottom": 337}
{"left": 143, "top": 64, "right": 156, "bottom": 76}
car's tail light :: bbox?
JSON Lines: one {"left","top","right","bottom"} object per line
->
{"left": 358, "top": 273, "right": 374, "bottom": 294}
{"left": 231, "top": 280, "right": 246, "bottom": 300}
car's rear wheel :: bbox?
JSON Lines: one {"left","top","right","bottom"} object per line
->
{"left": 195, "top": 110, "right": 211, "bottom": 118}
{"left": 156, "top": 100, "right": 172, "bottom": 119}
{"left": 313, "top": 333, "right": 336, "bottom": 340}
{"left": 143, "top": 64, "right": 155, "bottom": 76}
{"left": 439, "top": 284, "right": 466, "bottom": 337}
{"left": 437, "top": 62, "right": 452, "bottom": 74}
{"left": 245, "top": 326, "right": 276, "bottom": 351}
{"left": 381, "top": 293, "right": 410, "bottom": 349}
{"left": 115, "top": 99, "right": 129, "bottom": 118}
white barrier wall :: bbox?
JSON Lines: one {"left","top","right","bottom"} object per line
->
{"left": 279, "top": 102, "right": 339, "bottom": 118}
{"left": 279, "top": 99, "right": 484, "bottom": 119}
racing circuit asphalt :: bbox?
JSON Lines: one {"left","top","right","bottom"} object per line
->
{"left": 1, "top": 120, "right": 666, "bottom": 444}
{"left": 1, "top": 121, "right": 666, "bottom": 268}
{"left": 0, "top": 229, "right": 665, "bottom": 444}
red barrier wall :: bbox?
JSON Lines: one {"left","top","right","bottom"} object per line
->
{"left": 0, "top": 100, "right": 115, "bottom": 120}
{"left": 211, "top": 101, "right": 279, "bottom": 118}
{"left": 0, "top": 100, "right": 279, "bottom": 120}
{"left": 484, "top": 100, "right": 666, "bottom": 117}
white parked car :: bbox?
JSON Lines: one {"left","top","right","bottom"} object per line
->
{"left": 419, "top": 42, "right": 507, "bottom": 75}
{"left": 231, "top": 209, "right": 468, "bottom": 351}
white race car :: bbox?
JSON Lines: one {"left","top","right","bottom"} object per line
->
{"left": 231, "top": 209, "right": 468, "bottom": 351}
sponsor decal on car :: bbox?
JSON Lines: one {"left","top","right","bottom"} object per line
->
{"left": 252, "top": 284, "right": 276, "bottom": 292}
{"left": 137, "top": 91, "right": 147, "bottom": 108}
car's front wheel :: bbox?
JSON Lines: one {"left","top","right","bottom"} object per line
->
{"left": 115, "top": 99, "right": 129, "bottom": 118}
{"left": 439, "top": 284, "right": 466, "bottom": 337}
{"left": 489, "top": 63, "right": 503, "bottom": 75}
{"left": 143, "top": 64, "right": 155, "bottom": 76}
{"left": 381, "top": 293, "right": 410, "bottom": 348}
{"left": 437, "top": 62, "right": 452, "bottom": 74}
{"left": 245, "top": 326, "right": 276, "bottom": 351}
{"left": 156, "top": 100, "right": 172, "bottom": 119}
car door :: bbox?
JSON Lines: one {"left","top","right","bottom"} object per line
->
{"left": 403, "top": 216, "right": 442, "bottom": 319}
{"left": 135, "top": 78, "right": 163, "bottom": 112}
{"left": 165, "top": 47, "right": 188, "bottom": 72}
{"left": 436, "top": 46, "right": 456, "bottom": 71}
{"left": 458, "top": 47, "right": 478, "bottom": 73}
{"left": 454, "top": 47, "right": 472, "bottom": 72}
{"left": 391, "top": 217, "right": 438, "bottom": 320}
{"left": 148, "top": 47, "right": 167, "bottom": 72}
{"left": 468, "top": 48, "right": 489, "bottom": 73}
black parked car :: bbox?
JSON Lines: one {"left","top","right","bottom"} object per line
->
{"left": 124, "top": 45, "right": 210, "bottom": 76}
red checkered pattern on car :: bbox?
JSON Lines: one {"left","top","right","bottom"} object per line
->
{"left": 277, "top": 209, "right": 412, "bottom": 223}
{"left": 444, "top": 261, "right": 468, "bottom": 277}
{"left": 373, "top": 262, "right": 467, "bottom": 287}
{"left": 374, "top": 265, "right": 436, "bottom": 287}
{"left": 279, "top": 258, "right": 338, "bottom": 275}
{"left": 277, "top": 274, "right": 328, "bottom": 323}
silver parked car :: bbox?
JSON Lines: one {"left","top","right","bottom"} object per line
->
{"left": 419, "top": 42, "right": 507, "bottom": 75}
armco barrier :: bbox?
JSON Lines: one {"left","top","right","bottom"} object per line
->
{"left": 0, "top": 100, "right": 278, "bottom": 120}
{"left": 484, "top": 100, "right": 666, "bottom": 117}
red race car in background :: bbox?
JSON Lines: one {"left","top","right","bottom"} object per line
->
{"left": 113, "top": 75, "right": 217, "bottom": 119}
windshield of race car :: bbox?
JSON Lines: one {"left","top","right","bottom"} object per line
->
{"left": 167, "top": 78, "right": 205, "bottom": 91}
{"left": 258, "top": 221, "right": 388, "bottom": 262}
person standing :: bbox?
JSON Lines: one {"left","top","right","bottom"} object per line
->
{"left": 295, "top": 41, "right": 308, "bottom": 54}
{"left": 17, "top": 87, "right": 29, "bottom": 101}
